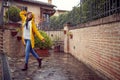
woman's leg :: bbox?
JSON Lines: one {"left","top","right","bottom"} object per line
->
{"left": 25, "top": 40, "right": 31, "bottom": 64}
{"left": 30, "top": 47, "right": 42, "bottom": 68}
{"left": 22, "top": 39, "right": 31, "bottom": 71}
{"left": 30, "top": 47, "right": 39, "bottom": 59}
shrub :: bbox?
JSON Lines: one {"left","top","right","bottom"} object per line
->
{"left": 35, "top": 30, "right": 52, "bottom": 49}
{"left": 6, "top": 6, "right": 21, "bottom": 22}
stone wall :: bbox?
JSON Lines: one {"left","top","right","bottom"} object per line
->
{"left": 64, "top": 14, "right": 120, "bottom": 80}
{"left": 46, "top": 30, "right": 64, "bottom": 41}
{"left": 46, "top": 30, "right": 64, "bottom": 51}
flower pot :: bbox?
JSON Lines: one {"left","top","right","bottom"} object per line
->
{"left": 11, "top": 31, "right": 18, "bottom": 37}
{"left": 54, "top": 45, "right": 60, "bottom": 52}
{"left": 17, "top": 36, "right": 22, "bottom": 41}
{"left": 70, "top": 34, "right": 73, "bottom": 39}
{"left": 64, "top": 30, "right": 66, "bottom": 34}
{"left": 35, "top": 49, "right": 49, "bottom": 57}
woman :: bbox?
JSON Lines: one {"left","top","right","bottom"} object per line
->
{"left": 20, "top": 10, "right": 45, "bottom": 71}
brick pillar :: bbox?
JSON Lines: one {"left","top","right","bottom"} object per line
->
{"left": 64, "top": 23, "right": 69, "bottom": 53}
{"left": 3, "top": 24, "right": 25, "bottom": 57}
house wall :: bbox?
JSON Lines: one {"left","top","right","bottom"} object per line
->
{"left": 53, "top": 10, "right": 68, "bottom": 16}
{"left": 64, "top": 14, "right": 120, "bottom": 80}
{"left": 14, "top": 2, "right": 41, "bottom": 24}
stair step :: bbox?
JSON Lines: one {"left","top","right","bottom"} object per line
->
{"left": 0, "top": 42, "right": 3, "bottom": 44}
{"left": 0, "top": 39, "right": 3, "bottom": 41}
{"left": 0, "top": 48, "right": 3, "bottom": 50}
{"left": 0, "top": 34, "right": 3, "bottom": 36}
{"left": 0, "top": 37, "right": 3, "bottom": 39}
{"left": 0, "top": 35, "right": 3, "bottom": 37}
{"left": 0, "top": 46, "right": 3, "bottom": 48}
{"left": 0, "top": 33, "right": 3, "bottom": 35}
{"left": 0, "top": 45, "right": 3, "bottom": 47}
{"left": 0, "top": 44, "right": 3, "bottom": 46}
{"left": 0, "top": 50, "right": 3, "bottom": 52}
{"left": 0, "top": 43, "right": 3, "bottom": 45}
{"left": 0, "top": 30, "right": 3, "bottom": 53}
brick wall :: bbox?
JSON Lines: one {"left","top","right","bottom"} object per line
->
{"left": 64, "top": 15, "right": 120, "bottom": 80}
{"left": 3, "top": 24, "right": 25, "bottom": 57}
{"left": 2, "top": 28, "right": 64, "bottom": 57}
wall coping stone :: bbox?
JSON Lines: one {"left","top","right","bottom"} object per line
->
{"left": 70, "top": 13, "right": 120, "bottom": 30}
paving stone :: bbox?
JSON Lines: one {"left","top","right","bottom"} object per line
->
{"left": 8, "top": 51, "right": 104, "bottom": 80}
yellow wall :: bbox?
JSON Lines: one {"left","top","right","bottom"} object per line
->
{"left": 53, "top": 10, "right": 68, "bottom": 16}
{"left": 14, "top": 2, "right": 41, "bottom": 24}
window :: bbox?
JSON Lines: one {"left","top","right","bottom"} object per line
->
{"left": 43, "top": 14, "right": 50, "bottom": 23}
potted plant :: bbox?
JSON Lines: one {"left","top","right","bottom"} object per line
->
{"left": 70, "top": 34, "right": 73, "bottom": 39}
{"left": 17, "top": 36, "right": 22, "bottom": 41}
{"left": 63, "top": 30, "right": 66, "bottom": 34}
{"left": 5, "top": 6, "right": 21, "bottom": 23}
{"left": 5, "top": 6, "right": 21, "bottom": 37}
{"left": 11, "top": 30, "right": 18, "bottom": 37}
{"left": 68, "top": 31, "right": 73, "bottom": 39}
{"left": 16, "top": 28, "right": 22, "bottom": 41}
{"left": 35, "top": 30, "right": 52, "bottom": 57}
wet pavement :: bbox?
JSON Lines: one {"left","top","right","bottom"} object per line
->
{"left": 8, "top": 50, "right": 104, "bottom": 80}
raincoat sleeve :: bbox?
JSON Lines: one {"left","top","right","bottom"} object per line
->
{"left": 32, "top": 22, "right": 44, "bottom": 40}
{"left": 19, "top": 11, "right": 27, "bottom": 22}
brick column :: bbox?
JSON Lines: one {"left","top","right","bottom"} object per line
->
{"left": 64, "top": 23, "right": 70, "bottom": 53}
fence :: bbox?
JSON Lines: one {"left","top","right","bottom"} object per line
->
{"left": 80, "top": 0, "right": 120, "bottom": 23}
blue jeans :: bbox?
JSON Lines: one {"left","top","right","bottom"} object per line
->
{"left": 25, "top": 39, "right": 39, "bottom": 64}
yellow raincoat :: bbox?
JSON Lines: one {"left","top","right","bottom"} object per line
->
{"left": 20, "top": 11, "right": 44, "bottom": 48}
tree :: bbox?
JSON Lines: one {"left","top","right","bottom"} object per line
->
{"left": 50, "top": 0, "right": 118, "bottom": 30}
{"left": 50, "top": 16, "right": 58, "bottom": 30}
{"left": 50, "top": 7, "right": 81, "bottom": 30}
{"left": 50, "top": 12, "right": 68, "bottom": 30}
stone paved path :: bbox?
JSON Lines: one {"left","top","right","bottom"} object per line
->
{"left": 8, "top": 50, "right": 104, "bottom": 80}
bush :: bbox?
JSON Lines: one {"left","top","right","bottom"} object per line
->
{"left": 35, "top": 30, "right": 52, "bottom": 49}
{"left": 6, "top": 6, "right": 21, "bottom": 22}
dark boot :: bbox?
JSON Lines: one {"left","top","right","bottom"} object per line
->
{"left": 37, "top": 58, "right": 42, "bottom": 68}
{"left": 21, "top": 63, "right": 28, "bottom": 71}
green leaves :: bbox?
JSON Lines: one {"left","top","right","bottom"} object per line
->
{"left": 50, "top": 7, "right": 81, "bottom": 30}
{"left": 35, "top": 30, "right": 52, "bottom": 49}
{"left": 50, "top": 0, "right": 108, "bottom": 30}
{"left": 6, "top": 6, "right": 21, "bottom": 22}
